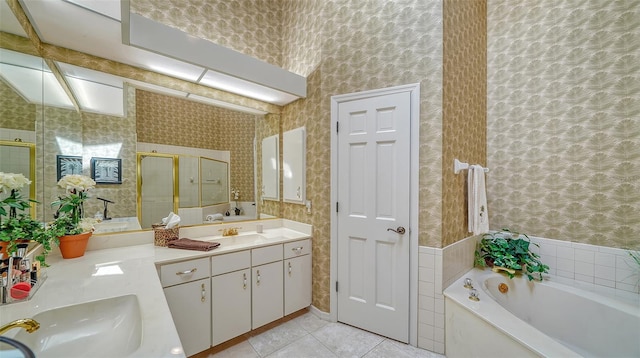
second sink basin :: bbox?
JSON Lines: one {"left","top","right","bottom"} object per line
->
{"left": 13, "top": 294, "right": 142, "bottom": 357}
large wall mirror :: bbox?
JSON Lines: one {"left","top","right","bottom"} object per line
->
{"left": 0, "top": 44, "right": 282, "bottom": 235}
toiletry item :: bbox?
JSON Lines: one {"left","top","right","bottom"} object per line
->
{"left": 225, "top": 210, "right": 230, "bottom": 216}
{"left": 234, "top": 207, "right": 241, "bottom": 216}
{"left": 10, "top": 281, "right": 30, "bottom": 300}
{"left": 16, "top": 243, "right": 28, "bottom": 258}
{"left": 256, "top": 224, "right": 263, "bottom": 233}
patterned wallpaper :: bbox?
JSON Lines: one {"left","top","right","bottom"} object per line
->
{"left": 41, "top": 87, "right": 138, "bottom": 223}
{"left": 276, "top": 0, "right": 444, "bottom": 312}
{"left": 130, "top": 0, "right": 283, "bottom": 67}
{"left": 487, "top": 0, "right": 640, "bottom": 249}
{"left": 442, "top": 0, "right": 487, "bottom": 246}
{"left": 0, "top": 80, "right": 36, "bottom": 131}
{"left": 136, "top": 89, "right": 257, "bottom": 202}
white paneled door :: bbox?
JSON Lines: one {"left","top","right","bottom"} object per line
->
{"left": 336, "top": 90, "right": 411, "bottom": 343}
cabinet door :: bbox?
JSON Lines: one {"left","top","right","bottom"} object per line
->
{"left": 163, "top": 278, "right": 211, "bottom": 357}
{"left": 211, "top": 269, "right": 252, "bottom": 346}
{"left": 284, "top": 254, "right": 312, "bottom": 315}
{"left": 252, "top": 261, "right": 284, "bottom": 329}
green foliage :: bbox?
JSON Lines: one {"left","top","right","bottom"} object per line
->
{"left": 475, "top": 228, "right": 550, "bottom": 281}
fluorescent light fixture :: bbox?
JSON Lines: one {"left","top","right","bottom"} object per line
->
{"left": 66, "top": 76, "right": 125, "bottom": 117}
{"left": 146, "top": 62, "right": 205, "bottom": 83}
{"left": 199, "top": 70, "right": 299, "bottom": 105}
{"left": 187, "top": 94, "right": 267, "bottom": 116}
{"left": 64, "top": 0, "right": 121, "bottom": 21}
{"left": 128, "top": 80, "right": 188, "bottom": 98}
{"left": 126, "top": 13, "right": 306, "bottom": 105}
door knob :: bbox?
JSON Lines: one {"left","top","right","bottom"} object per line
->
{"left": 387, "top": 226, "right": 406, "bottom": 235}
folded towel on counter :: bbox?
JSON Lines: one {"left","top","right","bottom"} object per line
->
{"left": 168, "top": 238, "right": 220, "bottom": 251}
{"left": 205, "top": 213, "right": 224, "bottom": 222}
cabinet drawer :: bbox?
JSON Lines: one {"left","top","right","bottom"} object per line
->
{"left": 252, "top": 244, "right": 283, "bottom": 266}
{"left": 160, "top": 257, "right": 209, "bottom": 287}
{"left": 211, "top": 250, "right": 251, "bottom": 276}
{"left": 284, "top": 239, "right": 311, "bottom": 259}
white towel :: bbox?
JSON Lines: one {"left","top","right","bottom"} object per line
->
{"left": 468, "top": 165, "right": 489, "bottom": 235}
{"left": 205, "top": 213, "right": 223, "bottom": 222}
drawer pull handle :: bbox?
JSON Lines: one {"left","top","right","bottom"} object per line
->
{"left": 291, "top": 246, "right": 304, "bottom": 253}
{"left": 201, "top": 283, "right": 206, "bottom": 302}
{"left": 256, "top": 270, "right": 261, "bottom": 286}
{"left": 243, "top": 273, "right": 247, "bottom": 289}
{"left": 176, "top": 268, "right": 197, "bottom": 276}
{"left": 288, "top": 262, "right": 292, "bottom": 276}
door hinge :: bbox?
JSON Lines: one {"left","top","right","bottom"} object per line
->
{"left": 335, "top": 281, "right": 339, "bottom": 292}
{"left": 336, "top": 202, "right": 339, "bottom": 213}
{"left": 336, "top": 121, "right": 339, "bottom": 133}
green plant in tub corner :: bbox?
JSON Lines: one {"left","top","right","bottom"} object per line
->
{"left": 475, "top": 228, "right": 549, "bottom": 281}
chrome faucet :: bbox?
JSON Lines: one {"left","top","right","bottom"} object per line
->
{"left": 0, "top": 318, "right": 40, "bottom": 335}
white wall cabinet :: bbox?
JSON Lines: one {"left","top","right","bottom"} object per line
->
{"left": 282, "top": 127, "right": 306, "bottom": 204}
{"left": 160, "top": 258, "right": 211, "bottom": 357}
{"left": 284, "top": 239, "right": 312, "bottom": 316}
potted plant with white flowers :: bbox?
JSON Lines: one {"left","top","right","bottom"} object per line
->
{"left": 0, "top": 172, "right": 38, "bottom": 258}
{"left": 49, "top": 174, "right": 98, "bottom": 259}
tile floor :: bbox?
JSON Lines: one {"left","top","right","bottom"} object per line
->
{"left": 207, "top": 312, "right": 445, "bottom": 358}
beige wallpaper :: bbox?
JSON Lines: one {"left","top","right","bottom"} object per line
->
{"left": 442, "top": 0, "right": 487, "bottom": 246}
{"left": 130, "top": 0, "right": 283, "bottom": 68}
{"left": 487, "top": 0, "right": 640, "bottom": 249}
{"left": 136, "top": 90, "right": 257, "bottom": 202}
{"left": 276, "top": 0, "right": 445, "bottom": 311}
{"left": 41, "top": 87, "right": 138, "bottom": 223}
{"left": 0, "top": 80, "right": 36, "bottom": 131}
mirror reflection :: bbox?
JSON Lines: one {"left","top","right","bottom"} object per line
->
{"left": 0, "top": 47, "right": 282, "bottom": 234}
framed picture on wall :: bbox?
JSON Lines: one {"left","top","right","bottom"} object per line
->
{"left": 56, "top": 155, "right": 83, "bottom": 181}
{"left": 90, "top": 157, "right": 122, "bottom": 184}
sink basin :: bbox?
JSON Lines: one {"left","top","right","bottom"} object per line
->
{"left": 13, "top": 295, "right": 142, "bottom": 357}
{"left": 215, "top": 234, "right": 268, "bottom": 247}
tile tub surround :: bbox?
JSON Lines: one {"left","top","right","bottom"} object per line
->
{"left": 0, "top": 222, "right": 312, "bottom": 357}
{"left": 417, "top": 232, "right": 639, "bottom": 353}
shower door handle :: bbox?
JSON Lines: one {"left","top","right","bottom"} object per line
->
{"left": 387, "top": 226, "right": 406, "bottom": 235}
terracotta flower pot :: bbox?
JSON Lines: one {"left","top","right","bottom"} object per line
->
{"left": 58, "top": 232, "right": 92, "bottom": 259}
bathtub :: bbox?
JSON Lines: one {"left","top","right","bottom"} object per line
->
{"left": 444, "top": 268, "right": 640, "bottom": 357}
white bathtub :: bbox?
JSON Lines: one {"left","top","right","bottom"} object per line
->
{"left": 444, "top": 268, "right": 640, "bottom": 357}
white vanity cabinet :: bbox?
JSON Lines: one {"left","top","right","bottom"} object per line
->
{"left": 251, "top": 245, "right": 284, "bottom": 329}
{"left": 159, "top": 258, "right": 211, "bottom": 357}
{"left": 211, "top": 251, "right": 252, "bottom": 346}
{"left": 283, "top": 239, "right": 312, "bottom": 315}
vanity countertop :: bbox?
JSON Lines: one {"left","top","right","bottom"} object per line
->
{"left": 0, "top": 225, "right": 311, "bottom": 357}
